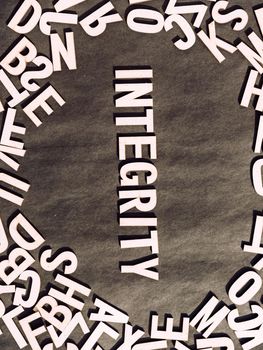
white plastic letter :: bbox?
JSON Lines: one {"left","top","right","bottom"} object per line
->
{"left": 228, "top": 270, "right": 262, "bottom": 305}
{"left": 127, "top": 9, "right": 164, "bottom": 34}
{"left": 14, "top": 270, "right": 41, "bottom": 308}
{"left": 40, "top": 248, "right": 78, "bottom": 274}
{"left": 190, "top": 295, "right": 230, "bottom": 337}
{"left": 20, "top": 56, "right": 53, "bottom": 91}
{"left": 241, "top": 69, "right": 263, "bottom": 111}
{"left": 197, "top": 21, "right": 236, "bottom": 63}
{"left": 121, "top": 256, "right": 159, "bottom": 280}
{"left": 50, "top": 31, "right": 77, "bottom": 71}
{"left": 89, "top": 297, "right": 129, "bottom": 323}
{"left": 1, "top": 37, "right": 37, "bottom": 76}
{"left": 151, "top": 314, "right": 189, "bottom": 340}
{"left": 9, "top": 212, "right": 44, "bottom": 250}
{"left": 81, "top": 322, "right": 119, "bottom": 350}
{"left": 118, "top": 136, "right": 156, "bottom": 160}
{"left": 23, "top": 85, "right": 65, "bottom": 127}
{"left": 39, "top": 12, "right": 78, "bottom": 36}
{"left": 8, "top": 0, "right": 42, "bottom": 34}
{"left": 0, "top": 247, "right": 35, "bottom": 285}
{"left": 212, "top": 1, "right": 248, "bottom": 31}
{"left": 48, "top": 273, "right": 91, "bottom": 310}
{"left": 19, "top": 312, "right": 46, "bottom": 350}
{"left": 80, "top": 2, "right": 122, "bottom": 37}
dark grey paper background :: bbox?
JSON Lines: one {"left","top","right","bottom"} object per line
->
{"left": 1, "top": 0, "right": 263, "bottom": 348}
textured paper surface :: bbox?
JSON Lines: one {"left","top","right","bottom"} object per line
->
{"left": 0, "top": 1, "right": 262, "bottom": 348}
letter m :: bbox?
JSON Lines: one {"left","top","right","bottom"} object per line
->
{"left": 190, "top": 294, "right": 230, "bottom": 338}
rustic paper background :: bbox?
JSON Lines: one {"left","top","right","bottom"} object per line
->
{"left": 1, "top": 1, "right": 263, "bottom": 349}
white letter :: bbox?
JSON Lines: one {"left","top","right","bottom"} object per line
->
{"left": 115, "top": 83, "right": 153, "bottom": 108}
{"left": 241, "top": 69, "right": 263, "bottom": 111}
{"left": 174, "top": 341, "right": 191, "bottom": 350}
{"left": 115, "top": 69, "right": 153, "bottom": 79}
{"left": 228, "top": 270, "right": 262, "bottom": 305}
{"left": 150, "top": 314, "right": 189, "bottom": 340}
{"left": 164, "top": 14, "right": 196, "bottom": 50}
{"left": 81, "top": 322, "right": 119, "bottom": 350}
{"left": 190, "top": 295, "right": 230, "bottom": 337}
{"left": 19, "top": 312, "right": 46, "bottom": 350}
{"left": 0, "top": 172, "right": 30, "bottom": 206}
{"left": 133, "top": 340, "right": 168, "bottom": 350}
{"left": 48, "top": 312, "right": 89, "bottom": 348}
{"left": 50, "top": 31, "right": 77, "bottom": 71}
{"left": 48, "top": 273, "right": 91, "bottom": 310}
{"left": 129, "top": 0, "right": 152, "bottom": 3}
{"left": 0, "top": 69, "right": 29, "bottom": 107}
{"left": 39, "top": 12, "right": 78, "bottom": 36}
{"left": 120, "top": 161, "right": 157, "bottom": 186}
{"left": 120, "top": 229, "right": 159, "bottom": 254}
{"left": 0, "top": 218, "right": 8, "bottom": 254}
{"left": 253, "top": 159, "right": 263, "bottom": 196}
{"left": 14, "top": 270, "right": 41, "bottom": 308}
{"left": 127, "top": 9, "right": 164, "bottom": 34}
{"left": 165, "top": 2, "right": 207, "bottom": 28}
{"left": 0, "top": 144, "right": 25, "bottom": 171}
{"left": 243, "top": 214, "right": 263, "bottom": 255}
{"left": 20, "top": 56, "right": 53, "bottom": 91}
{"left": 196, "top": 336, "right": 234, "bottom": 350}
{"left": 1, "top": 108, "right": 26, "bottom": 149}
{"left": 23, "top": 85, "right": 65, "bottom": 127}
{"left": 255, "top": 7, "right": 263, "bottom": 37}
{"left": 121, "top": 255, "right": 159, "bottom": 280}
{"left": 35, "top": 295, "right": 72, "bottom": 331}
{"left": 254, "top": 115, "right": 263, "bottom": 153}
{"left": 55, "top": 0, "right": 86, "bottom": 12}
{"left": 115, "top": 108, "right": 154, "bottom": 132}
{"left": 0, "top": 300, "right": 5, "bottom": 335}
{"left": 197, "top": 21, "right": 236, "bottom": 63}
{"left": 119, "top": 217, "right": 157, "bottom": 226}
{"left": 0, "top": 247, "right": 34, "bottom": 285}
{"left": 40, "top": 248, "right": 78, "bottom": 274}
{"left": 2, "top": 306, "right": 27, "bottom": 348}
{"left": 1, "top": 37, "right": 37, "bottom": 76}
{"left": 8, "top": 0, "right": 42, "bottom": 34}
{"left": 89, "top": 297, "right": 129, "bottom": 323}
{"left": 80, "top": 2, "right": 122, "bottom": 37}
{"left": 9, "top": 212, "right": 44, "bottom": 250}
{"left": 118, "top": 135, "right": 156, "bottom": 160}
{"left": 236, "top": 323, "right": 263, "bottom": 350}
{"left": 119, "top": 189, "right": 157, "bottom": 214}
{"left": 212, "top": 1, "right": 248, "bottom": 31}
{"left": 228, "top": 304, "right": 263, "bottom": 331}
{"left": 237, "top": 32, "right": 263, "bottom": 74}
{"left": 116, "top": 324, "right": 144, "bottom": 350}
